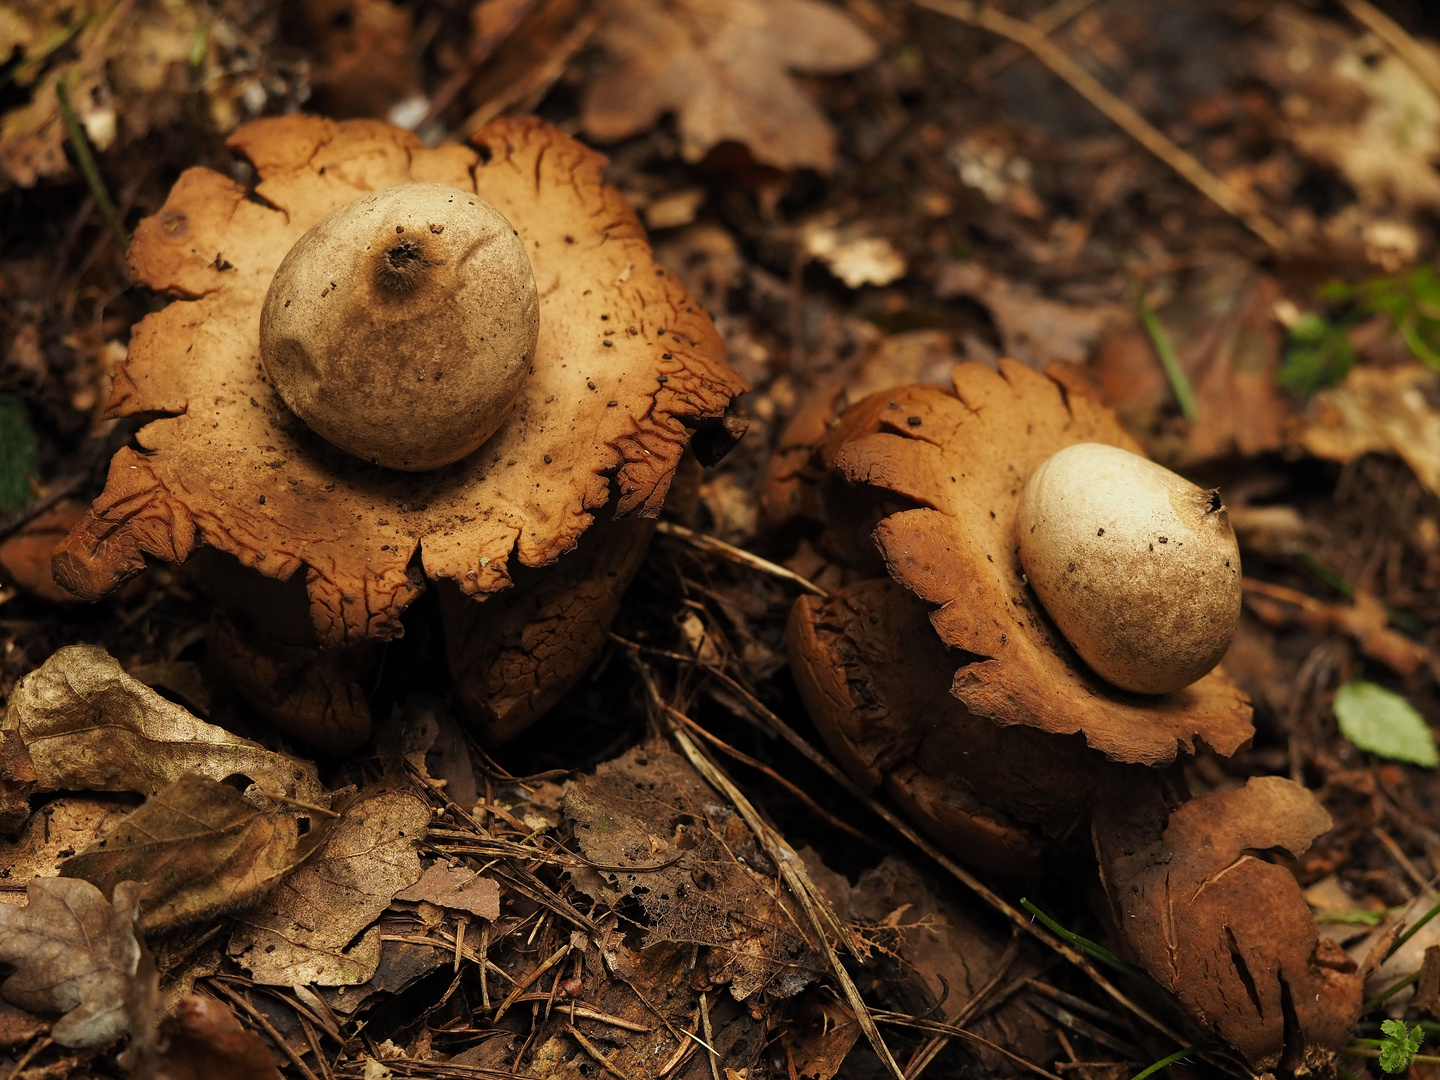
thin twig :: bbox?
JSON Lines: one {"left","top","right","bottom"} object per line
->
{"left": 659, "top": 706, "right": 908, "bottom": 1080}
{"left": 4, "top": 1036, "right": 52, "bottom": 1080}
{"left": 567, "top": 1024, "right": 639, "bottom": 1080}
{"left": 1338, "top": 0, "right": 1440, "bottom": 100}
{"left": 655, "top": 520, "right": 828, "bottom": 596}
{"left": 699, "top": 990, "right": 722, "bottom": 1080}
{"left": 913, "top": 0, "right": 1287, "bottom": 249}
{"left": 874, "top": 1011, "right": 1065, "bottom": 1080}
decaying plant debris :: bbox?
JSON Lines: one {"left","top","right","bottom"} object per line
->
{"left": 9, "top": 0, "right": 1440, "bottom": 1077}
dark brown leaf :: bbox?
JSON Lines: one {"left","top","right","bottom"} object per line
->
{"left": 63, "top": 774, "right": 325, "bottom": 933}
{"left": 0, "top": 877, "right": 146, "bottom": 1048}
{"left": 1094, "top": 775, "right": 1361, "bottom": 1070}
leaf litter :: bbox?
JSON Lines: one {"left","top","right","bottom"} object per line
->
{"left": 14, "top": 0, "right": 1440, "bottom": 1076}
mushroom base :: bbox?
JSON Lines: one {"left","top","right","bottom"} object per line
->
{"left": 442, "top": 512, "right": 656, "bottom": 743}
{"left": 787, "top": 577, "right": 1112, "bottom": 876}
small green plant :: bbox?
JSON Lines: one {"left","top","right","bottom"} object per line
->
{"left": 0, "top": 394, "right": 37, "bottom": 514}
{"left": 1379, "top": 1019, "right": 1425, "bottom": 1074}
{"left": 1280, "top": 266, "right": 1440, "bottom": 393}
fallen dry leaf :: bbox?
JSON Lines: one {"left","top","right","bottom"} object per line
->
{"left": 1298, "top": 362, "right": 1440, "bottom": 500}
{"left": 1094, "top": 775, "right": 1362, "bottom": 1070}
{"left": 818, "top": 360, "right": 1254, "bottom": 766}
{"left": 564, "top": 738, "right": 814, "bottom": 1001}
{"left": 228, "top": 790, "right": 430, "bottom": 985}
{"left": 0, "top": 797, "right": 133, "bottom": 900}
{"left": 156, "top": 994, "right": 282, "bottom": 1080}
{"left": 0, "top": 645, "right": 324, "bottom": 830}
{"left": 394, "top": 863, "right": 501, "bottom": 920}
{"left": 62, "top": 774, "right": 327, "bottom": 933}
{"left": 0, "top": 499, "right": 85, "bottom": 603}
{"left": 0, "top": 877, "right": 147, "bottom": 1048}
{"left": 581, "top": 0, "right": 878, "bottom": 172}
{"left": 1090, "top": 259, "right": 1288, "bottom": 466}
{"left": 936, "top": 261, "right": 1115, "bottom": 370}
{"left": 301, "top": 0, "right": 421, "bottom": 118}
{"left": 1256, "top": 4, "right": 1440, "bottom": 212}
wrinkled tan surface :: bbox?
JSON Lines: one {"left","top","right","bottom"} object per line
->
{"left": 1095, "top": 776, "right": 1362, "bottom": 1069}
{"left": 582, "top": 0, "right": 878, "bottom": 173}
{"left": 1, "top": 645, "right": 324, "bottom": 811}
{"left": 824, "top": 360, "right": 1253, "bottom": 766}
{"left": 394, "top": 864, "right": 500, "bottom": 920}
{"left": 0, "top": 877, "right": 142, "bottom": 1049}
{"left": 53, "top": 115, "right": 745, "bottom": 648}
{"left": 228, "top": 790, "right": 428, "bottom": 985}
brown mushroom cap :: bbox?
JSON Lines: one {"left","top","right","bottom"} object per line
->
{"left": 260, "top": 183, "right": 539, "bottom": 471}
{"left": 53, "top": 116, "right": 747, "bottom": 651}
{"left": 812, "top": 359, "right": 1252, "bottom": 766}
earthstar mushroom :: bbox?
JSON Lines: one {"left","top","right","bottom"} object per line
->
{"left": 52, "top": 115, "right": 747, "bottom": 749}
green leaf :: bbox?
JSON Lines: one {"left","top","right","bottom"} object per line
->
{"left": 1380, "top": 1018, "right": 1425, "bottom": 1073}
{"left": 1279, "top": 312, "right": 1356, "bottom": 392}
{"left": 1334, "top": 681, "right": 1439, "bottom": 767}
{"left": 0, "top": 394, "right": 37, "bottom": 514}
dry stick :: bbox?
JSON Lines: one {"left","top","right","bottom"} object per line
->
{"left": 661, "top": 717, "right": 908, "bottom": 1080}
{"left": 1338, "top": 0, "right": 1440, "bottom": 100}
{"left": 4, "top": 1035, "right": 51, "bottom": 1080}
{"left": 965, "top": 0, "right": 1099, "bottom": 81}
{"left": 493, "top": 943, "right": 571, "bottom": 1022}
{"left": 674, "top": 708, "right": 875, "bottom": 844}
{"left": 566, "top": 1024, "right": 639, "bottom": 1080}
{"left": 873, "top": 1011, "right": 1065, "bottom": 1080}
{"left": 904, "top": 930, "right": 1021, "bottom": 1079}
{"left": 655, "top": 520, "right": 828, "bottom": 597}
{"left": 210, "top": 980, "right": 323, "bottom": 1080}
{"left": 913, "top": 0, "right": 1287, "bottom": 251}
{"left": 688, "top": 663, "right": 1194, "bottom": 1056}
{"left": 699, "top": 990, "right": 722, "bottom": 1080}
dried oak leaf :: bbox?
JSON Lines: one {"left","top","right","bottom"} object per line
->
{"left": 0, "top": 877, "right": 146, "bottom": 1048}
{"left": 581, "top": 0, "right": 878, "bottom": 173}
{"left": 228, "top": 790, "right": 429, "bottom": 985}
{"left": 62, "top": 774, "right": 327, "bottom": 934}
{"left": 394, "top": 863, "right": 501, "bottom": 920}
{"left": 1090, "top": 259, "right": 1287, "bottom": 467}
{"left": 0, "top": 645, "right": 324, "bottom": 829}
{"left": 564, "top": 738, "right": 814, "bottom": 1002}
{"left": 50, "top": 116, "right": 744, "bottom": 724}
{"left": 156, "top": 995, "right": 282, "bottom": 1080}
{"left": 821, "top": 360, "right": 1253, "bottom": 766}
{"left": 1094, "top": 775, "right": 1362, "bottom": 1070}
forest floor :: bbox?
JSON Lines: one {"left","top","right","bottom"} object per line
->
{"left": 7, "top": 1, "right": 1440, "bottom": 1078}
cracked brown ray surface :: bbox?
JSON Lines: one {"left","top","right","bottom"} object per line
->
{"left": 1094, "top": 775, "right": 1362, "bottom": 1070}
{"left": 820, "top": 358, "right": 1253, "bottom": 766}
{"left": 53, "top": 115, "right": 746, "bottom": 648}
